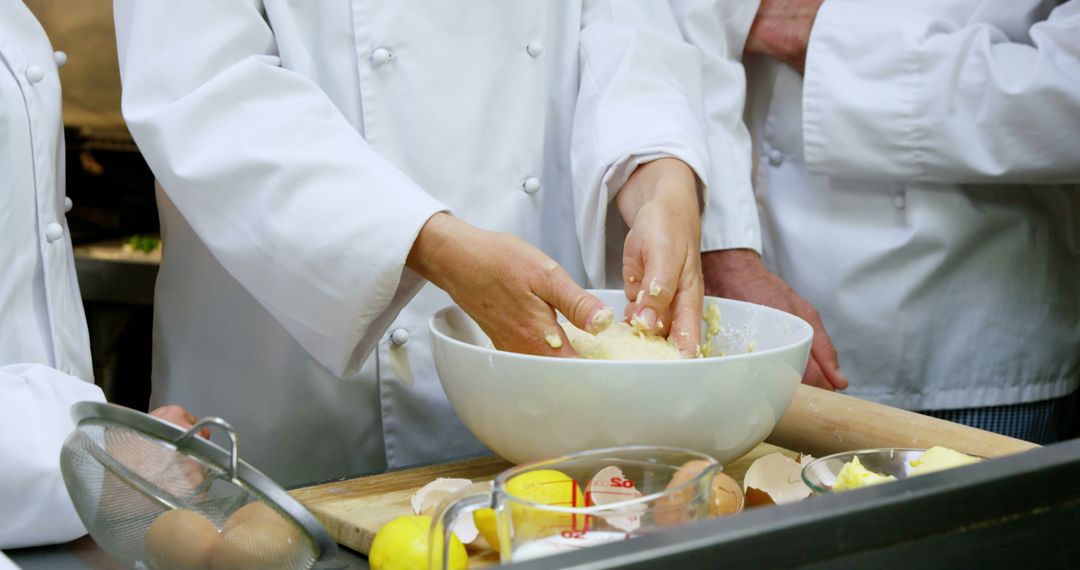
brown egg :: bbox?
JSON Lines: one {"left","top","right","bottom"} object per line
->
{"left": 222, "top": 502, "right": 286, "bottom": 533}
{"left": 656, "top": 459, "right": 730, "bottom": 526}
{"left": 145, "top": 508, "right": 221, "bottom": 570}
{"left": 209, "top": 519, "right": 306, "bottom": 569}
{"left": 670, "top": 460, "right": 713, "bottom": 489}
{"left": 709, "top": 472, "right": 745, "bottom": 517}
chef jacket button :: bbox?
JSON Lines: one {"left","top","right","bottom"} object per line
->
{"left": 371, "top": 47, "right": 393, "bottom": 67}
{"left": 892, "top": 192, "right": 906, "bottom": 210}
{"left": 522, "top": 177, "right": 541, "bottom": 194}
{"left": 390, "top": 328, "right": 409, "bottom": 347}
{"left": 53, "top": 51, "right": 68, "bottom": 67}
{"left": 44, "top": 222, "right": 64, "bottom": 242}
{"left": 26, "top": 65, "right": 45, "bottom": 84}
{"left": 767, "top": 149, "right": 784, "bottom": 167}
{"left": 64, "top": 197, "right": 73, "bottom": 212}
{"left": 526, "top": 42, "right": 544, "bottom": 58}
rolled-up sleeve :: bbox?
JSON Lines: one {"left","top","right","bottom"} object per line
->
{"left": 114, "top": 1, "right": 447, "bottom": 376}
{"left": 572, "top": 0, "right": 712, "bottom": 286}
{"left": 803, "top": 0, "right": 1080, "bottom": 183}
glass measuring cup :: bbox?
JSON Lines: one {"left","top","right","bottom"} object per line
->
{"left": 430, "top": 446, "right": 721, "bottom": 567}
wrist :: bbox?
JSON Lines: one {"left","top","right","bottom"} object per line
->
{"left": 702, "top": 248, "right": 762, "bottom": 272}
{"left": 615, "top": 158, "right": 699, "bottom": 226}
{"left": 406, "top": 212, "right": 464, "bottom": 285}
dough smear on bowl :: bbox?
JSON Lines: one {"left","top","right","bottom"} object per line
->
{"left": 560, "top": 321, "right": 682, "bottom": 360}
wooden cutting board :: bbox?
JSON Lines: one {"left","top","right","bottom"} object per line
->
{"left": 288, "top": 443, "right": 798, "bottom": 566}
{"left": 289, "top": 386, "right": 1039, "bottom": 566}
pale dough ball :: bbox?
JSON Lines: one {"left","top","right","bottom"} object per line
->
{"left": 560, "top": 322, "right": 681, "bottom": 360}
{"left": 145, "top": 508, "right": 221, "bottom": 570}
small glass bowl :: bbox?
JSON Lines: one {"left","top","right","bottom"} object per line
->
{"left": 801, "top": 448, "right": 930, "bottom": 494}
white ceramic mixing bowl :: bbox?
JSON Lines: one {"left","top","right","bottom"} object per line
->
{"left": 430, "top": 290, "right": 812, "bottom": 465}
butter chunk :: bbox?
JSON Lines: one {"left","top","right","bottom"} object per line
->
{"left": 908, "top": 446, "right": 981, "bottom": 477}
{"left": 832, "top": 456, "right": 896, "bottom": 491}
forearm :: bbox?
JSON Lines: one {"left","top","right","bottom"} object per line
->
{"left": 572, "top": 0, "right": 712, "bottom": 287}
{"left": 744, "top": 0, "right": 823, "bottom": 73}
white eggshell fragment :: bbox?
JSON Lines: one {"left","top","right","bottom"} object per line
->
{"left": 587, "top": 466, "right": 645, "bottom": 532}
{"left": 410, "top": 478, "right": 478, "bottom": 544}
{"left": 743, "top": 453, "right": 812, "bottom": 505}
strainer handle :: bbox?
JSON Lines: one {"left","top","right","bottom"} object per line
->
{"left": 174, "top": 417, "right": 239, "bottom": 479}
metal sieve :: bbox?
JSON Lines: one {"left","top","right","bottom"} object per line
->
{"left": 59, "top": 402, "right": 337, "bottom": 569}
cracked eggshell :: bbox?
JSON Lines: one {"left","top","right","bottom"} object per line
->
{"left": 410, "top": 478, "right": 478, "bottom": 544}
{"left": 743, "top": 453, "right": 812, "bottom": 507}
{"left": 587, "top": 466, "right": 645, "bottom": 532}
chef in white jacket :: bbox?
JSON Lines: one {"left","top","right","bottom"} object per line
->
{"left": 706, "top": 0, "right": 1080, "bottom": 442}
{"left": 113, "top": 1, "right": 726, "bottom": 486}
{"left": 0, "top": 1, "right": 200, "bottom": 554}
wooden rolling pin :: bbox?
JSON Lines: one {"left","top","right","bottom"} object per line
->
{"left": 767, "top": 385, "right": 1039, "bottom": 458}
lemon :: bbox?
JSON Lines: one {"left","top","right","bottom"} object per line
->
{"left": 473, "top": 508, "right": 500, "bottom": 552}
{"left": 473, "top": 469, "right": 585, "bottom": 552}
{"left": 369, "top": 515, "right": 467, "bottom": 570}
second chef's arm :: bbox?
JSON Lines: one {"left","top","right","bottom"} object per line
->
{"left": 682, "top": 0, "right": 846, "bottom": 390}
{"left": 798, "top": 0, "right": 1080, "bottom": 182}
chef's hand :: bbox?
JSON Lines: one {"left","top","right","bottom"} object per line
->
{"left": 616, "top": 158, "right": 704, "bottom": 356}
{"left": 407, "top": 213, "right": 613, "bottom": 357}
{"left": 702, "top": 249, "right": 848, "bottom": 391}
{"left": 150, "top": 405, "right": 210, "bottom": 438}
{"left": 744, "top": 0, "right": 824, "bottom": 73}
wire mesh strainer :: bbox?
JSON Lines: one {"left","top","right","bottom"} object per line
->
{"left": 60, "top": 401, "right": 337, "bottom": 569}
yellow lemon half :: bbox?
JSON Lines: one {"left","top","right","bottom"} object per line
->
{"left": 369, "top": 515, "right": 467, "bottom": 570}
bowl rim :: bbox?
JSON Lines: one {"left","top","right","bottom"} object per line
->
{"left": 429, "top": 295, "right": 814, "bottom": 365}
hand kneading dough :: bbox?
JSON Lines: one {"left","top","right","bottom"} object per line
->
{"left": 560, "top": 321, "right": 682, "bottom": 360}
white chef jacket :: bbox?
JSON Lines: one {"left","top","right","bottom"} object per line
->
{"left": 0, "top": 0, "right": 105, "bottom": 550}
{"left": 742, "top": 0, "right": 1080, "bottom": 410}
{"left": 114, "top": 1, "right": 721, "bottom": 486}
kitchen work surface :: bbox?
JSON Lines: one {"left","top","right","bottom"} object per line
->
{"left": 289, "top": 385, "right": 1039, "bottom": 567}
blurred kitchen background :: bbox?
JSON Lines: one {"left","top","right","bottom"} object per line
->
{"left": 28, "top": 0, "right": 159, "bottom": 411}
